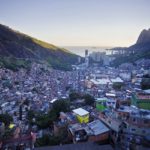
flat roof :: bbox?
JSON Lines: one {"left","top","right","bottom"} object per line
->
{"left": 95, "top": 97, "right": 108, "bottom": 101}
{"left": 73, "top": 108, "right": 89, "bottom": 116}
{"left": 90, "top": 78, "right": 111, "bottom": 85}
{"left": 106, "top": 93, "right": 116, "bottom": 97}
{"left": 88, "top": 120, "right": 109, "bottom": 135}
{"left": 111, "top": 77, "right": 123, "bottom": 83}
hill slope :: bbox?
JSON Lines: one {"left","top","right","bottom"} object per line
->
{"left": 0, "top": 24, "right": 78, "bottom": 70}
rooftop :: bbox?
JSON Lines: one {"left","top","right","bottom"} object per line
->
{"left": 73, "top": 108, "right": 89, "bottom": 116}
{"left": 106, "top": 93, "right": 116, "bottom": 97}
{"left": 90, "top": 78, "right": 111, "bottom": 85}
{"left": 95, "top": 97, "right": 108, "bottom": 101}
{"left": 88, "top": 120, "right": 110, "bottom": 135}
{"left": 111, "top": 77, "right": 123, "bottom": 83}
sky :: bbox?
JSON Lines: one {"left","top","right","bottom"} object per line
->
{"left": 0, "top": 0, "right": 150, "bottom": 47}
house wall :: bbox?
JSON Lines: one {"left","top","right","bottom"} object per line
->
{"left": 88, "top": 132, "right": 109, "bottom": 142}
{"left": 96, "top": 100, "right": 107, "bottom": 111}
{"left": 76, "top": 114, "right": 89, "bottom": 123}
{"left": 131, "top": 94, "right": 150, "bottom": 110}
{"left": 127, "top": 117, "right": 150, "bottom": 128}
{"left": 124, "top": 124, "right": 150, "bottom": 136}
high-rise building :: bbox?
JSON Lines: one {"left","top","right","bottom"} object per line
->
{"left": 85, "top": 49, "right": 89, "bottom": 67}
{"left": 85, "top": 49, "right": 88, "bottom": 57}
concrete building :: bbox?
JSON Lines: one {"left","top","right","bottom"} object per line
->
{"left": 89, "top": 51, "right": 112, "bottom": 66}
{"left": 68, "top": 120, "right": 110, "bottom": 143}
{"left": 87, "top": 120, "right": 110, "bottom": 142}
{"left": 95, "top": 98, "right": 107, "bottom": 111}
{"left": 131, "top": 93, "right": 150, "bottom": 110}
{"left": 73, "top": 108, "right": 89, "bottom": 123}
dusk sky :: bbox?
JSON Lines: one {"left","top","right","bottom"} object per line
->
{"left": 0, "top": 0, "right": 150, "bottom": 47}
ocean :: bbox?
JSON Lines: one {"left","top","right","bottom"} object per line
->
{"left": 62, "top": 46, "right": 112, "bottom": 57}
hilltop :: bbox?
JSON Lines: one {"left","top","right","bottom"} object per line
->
{"left": 0, "top": 24, "right": 79, "bottom": 71}
{"left": 136, "top": 28, "right": 150, "bottom": 44}
{"left": 111, "top": 28, "right": 150, "bottom": 66}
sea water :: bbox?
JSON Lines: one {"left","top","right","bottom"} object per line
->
{"left": 62, "top": 46, "right": 112, "bottom": 57}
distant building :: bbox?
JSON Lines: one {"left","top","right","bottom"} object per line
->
{"left": 73, "top": 108, "right": 89, "bottom": 123}
{"left": 85, "top": 49, "right": 88, "bottom": 56}
{"left": 89, "top": 51, "right": 111, "bottom": 66}
{"left": 89, "top": 52, "right": 105, "bottom": 62}
{"left": 85, "top": 50, "right": 89, "bottom": 67}
{"left": 90, "top": 78, "right": 112, "bottom": 89}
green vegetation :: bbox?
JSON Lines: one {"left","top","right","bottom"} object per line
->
{"left": 69, "top": 92, "right": 95, "bottom": 106}
{"left": 35, "top": 134, "right": 60, "bottom": 146}
{"left": 141, "top": 74, "right": 150, "bottom": 90}
{"left": 35, "top": 125, "right": 69, "bottom": 147}
{"left": 96, "top": 103, "right": 106, "bottom": 111}
{"left": 0, "top": 24, "right": 78, "bottom": 71}
{"left": 32, "top": 39, "right": 59, "bottom": 51}
{"left": 0, "top": 56, "right": 31, "bottom": 71}
{"left": 138, "top": 103, "right": 150, "bottom": 110}
{"left": 1, "top": 128, "right": 14, "bottom": 140}
{"left": 83, "top": 94, "right": 95, "bottom": 106}
{"left": 131, "top": 94, "right": 150, "bottom": 110}
{"left": 0, "top": 113, "right": 13, "bottom": 126}
{"left": 113, "top": 82, "right": 124, "bottom": 90}
{"left": 35, "top": 114, "right": 52, "bottom": 129}
{"left": 69, "top": 92, "right": 81, "bottom": 101}
{"left": 47, "top": 57, "right": 72, "bottom": 71}
{"left": 112, "top": 49, "right": 150, "bottom": 67}
{"left": 35, "top": 131, "right": 69, "bottom": 147}
{"left": 52, "top": 99, "right": 70, "bottom": 117}
{"left": 27, "top": 99, "right": 70, "bottom": 129}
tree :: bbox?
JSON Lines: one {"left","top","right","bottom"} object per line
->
{"left": 0, "top": 113, "right": 13, "bottom": 126}
{"left": 36, "top": 114, "right": 51, "bottom": 129}
{"left": 27, "top": 110, "right": 36, "bottom": 125}
{"left": 83, "top": 94, "right": 95, "bottom": 106}
{"left": 19, "top": 105, "right": 22, "bottom": 121}
{"left": 35, "top": 134, "right": 60, "bottom": 147}
{"left": 69, "top": 92, "right": 81, "bottom": 101}
{"left": 52, "top": 99, "right": 70, "bottom": 117}
{"left": 113, "top": 82, "right": 124, "bottom": 90}
{"left": 47, "top": 99, "right": 71, "bottom": 123}
{"left": 141, "top": 76, "right": 150, "bottom": 90}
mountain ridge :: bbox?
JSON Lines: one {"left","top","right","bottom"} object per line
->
{"left": 0, "top": 24, "right": 78, "bottom": 70}
{"left": 136, "top": 28, "right": 150, "bottom": 44}
{"left": 111, "top": 28, "right": 150, "bottom": 67}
